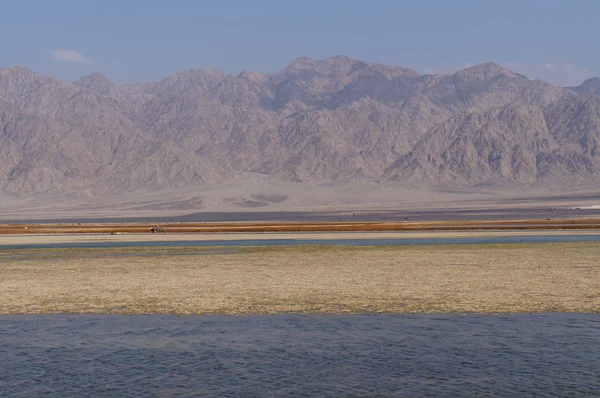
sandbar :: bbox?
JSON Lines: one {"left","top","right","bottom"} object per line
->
{"left": 1, "top": 242, "right": 599, "bottom": 315}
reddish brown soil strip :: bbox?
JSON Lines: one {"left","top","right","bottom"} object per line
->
{"left": 1, "top": 219, "right": 600, "bottom": 235}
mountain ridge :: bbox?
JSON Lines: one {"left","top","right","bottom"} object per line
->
{"left": 1, "top": 56, "right": 599, "bottom": 198}
{"left": 569, "top": 77, "right": 600, "bottom": 96}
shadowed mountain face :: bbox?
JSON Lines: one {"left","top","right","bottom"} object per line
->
{"left": 0, "top": 57, "right": 599, "bottom": 197}
{"left": 569, "top": 77, "right": 600, "bottom": 96}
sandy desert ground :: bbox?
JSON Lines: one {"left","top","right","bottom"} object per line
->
{"left": 2, "top": 179, "right": 599, "bottom": 316}
{"left": 1, "top": 176, "right": 600, "bottom": 222}
{"left": 1, "top": 242, "right": 599, "bottom": 315}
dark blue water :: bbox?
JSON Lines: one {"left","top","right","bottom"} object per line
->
{"left": 1, "top": 314, "right": 599, "bottom": 397}
{"left": 2, "top": 234, "right": 600, "bottom": 250}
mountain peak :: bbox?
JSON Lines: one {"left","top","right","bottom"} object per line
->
{"left": 287, "top": 57, "right": 317, "bottom": 69}
{"left": 74, "top": 72, "right": 117, "bottom": 96}
{"left": 1, "top": 65, "right": 37, "bottom": 77}
{"left": 169, "top": 68, "right": 228, "bottom": 81}
{"left": 75, "top": 72, "right": 113, "bottom": 84}
{"left": 455, "top": 62, "right": 518, "bottom": 81}
{"left": 569, "top": 77, "right": 600, "bottom": 95}
{"left": 286, "top": 55, "right": 359, "bottom": 70}
{"left": 282, "top": 56, "right": 420, "bottom": 79}
{"left": 237, "top": 69, "right": 269, "bottom": 84}
{"left": 6, "top": 65, "right": 35, "bottom": 72}
{"left": 0, "top": 66, "right": 63, "bottom": 89}
{"left": 461, "top": 62, "right": 504, "bottom": 73}
{"left": 89, "top": 71, "right": 111, "bottom": 80}
{"left": 322, "top": 55, "right": 355, "bottom": 65}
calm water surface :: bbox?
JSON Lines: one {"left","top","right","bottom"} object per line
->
{"left": 1, "top": 314, "right": 599, "bottom": 397}
{"left": 2, "top": 234, "right": 600, "bottom": 250}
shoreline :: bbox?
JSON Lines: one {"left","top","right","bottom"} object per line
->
{"left": 0, "top": 230, "right": 600, "bottom": 250}
{"left": 0, "top": 228, "right": 599, "bottom": 246}
{"left": 3, "top": 311, "right": 599, "bottom": 318}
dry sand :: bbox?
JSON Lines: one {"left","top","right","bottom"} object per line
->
{"left": 1, "top": 242, "right": 599, "bottom": 315}
{"left": 1, "top": 175, "right": 600, "bottom": 221}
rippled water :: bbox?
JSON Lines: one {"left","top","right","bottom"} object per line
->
{"left": 1, "top": 314, "right": 599, "bottom": 397}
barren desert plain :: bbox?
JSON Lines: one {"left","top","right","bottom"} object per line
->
{"left": 1, "top": 216, "right": 599, "bottom": 315}
{"left": 2, "top": 185, "right": 600, "bottom": 316}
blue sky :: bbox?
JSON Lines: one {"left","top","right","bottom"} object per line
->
{"left": 1, "top": 0, "right": 597, "bottom": 86}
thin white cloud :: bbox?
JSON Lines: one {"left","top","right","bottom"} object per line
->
{"left": 50, "top": 49, "right": 95, "bottom": 64}
{"left": 502, "top": 61, "right": 593, "bottom": 86}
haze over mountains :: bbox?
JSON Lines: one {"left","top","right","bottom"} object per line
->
{"left": 1, "top": 56, "right": 600, "bottom": 200}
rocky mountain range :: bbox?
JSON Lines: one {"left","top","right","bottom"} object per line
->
{"left": 1, "top": 56, "right": 600, "bottom": 198}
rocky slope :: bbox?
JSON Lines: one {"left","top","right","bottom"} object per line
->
{"left": 0, "top": 57, "right": 599, "bottom": 197}
{"left": 569, "top": 77, "right": 600, "bottom": 96}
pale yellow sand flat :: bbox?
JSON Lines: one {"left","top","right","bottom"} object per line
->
{"left": 1, "top": 243, "right": 599, "bottom": 315}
